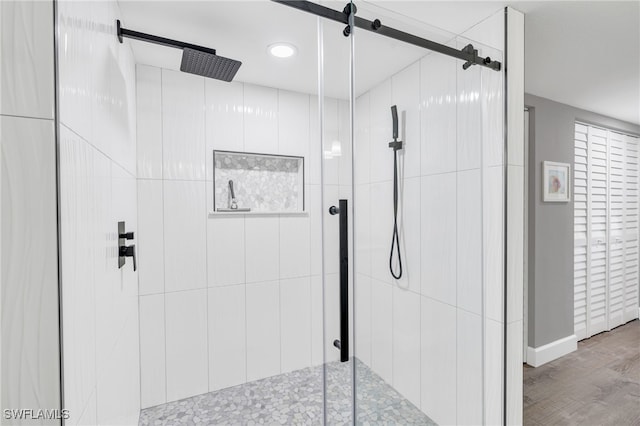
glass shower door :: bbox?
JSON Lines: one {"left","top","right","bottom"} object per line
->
{"left": 316, "top": 4, "right": 356, "bottom": 423}
{"left": 348, "top": 3, "right": 505, "bottom": 425}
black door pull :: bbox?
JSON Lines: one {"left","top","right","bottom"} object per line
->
{"left": 330, "top": 200, "right": 349, "bottom": 362}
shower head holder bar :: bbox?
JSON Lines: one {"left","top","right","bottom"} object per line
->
{"left": 116, "top": 20, "right": 216, "bottom": 55}
{"left": 271, "top": 0, "right": 501, "bottom": 71}
{"left": 116, "top": 20, "right": 242, "bottom": 82}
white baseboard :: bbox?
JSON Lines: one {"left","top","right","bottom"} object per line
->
{"left": 526, "top": 334, "right": 577, "bottom": 367}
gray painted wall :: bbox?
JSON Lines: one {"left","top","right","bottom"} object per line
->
{"left": 525, "top": 93, "right": 640, "bottom": 348}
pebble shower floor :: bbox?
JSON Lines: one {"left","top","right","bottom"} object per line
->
{"left": 139, "top": 359, "right": 435, "bottom": 425}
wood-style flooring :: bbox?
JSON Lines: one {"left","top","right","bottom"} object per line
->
{"left": 524, "top": 319, "right": 640, "bottom": 426}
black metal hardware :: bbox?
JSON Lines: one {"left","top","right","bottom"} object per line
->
{"left": 330, "top": 200, "right": 349, "bottom": 362}
{"left": 118, "top": 221, "right": 137, "bottom": 272}
{"left": 119, "top": 245, "right": 137, "bottom": 272}
{"left": 388, "top": 106, "right": 403, "bottom": 279}
{"left": 270, "top": 0, "right": 501, "bottom": 71}
{"left": 116, "top": 20, "right": 216, "bottom": 54}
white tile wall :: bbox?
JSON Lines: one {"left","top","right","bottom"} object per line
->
{"left": 280, "top": 216, "right": 310, "bottom": 279}
{"left": 457, "top": 169, "right": 483, "bottom": 315}
{"left": 58, "top": 0, "right": 93, "bottom": 142}
{"left": 245, "top": 217, "right": 279, "bottom": 283}
{"left": 354, "top": 274, "right": 372, "bottom": 365}
{"left": 396, "top": 177, "right": 421, "bottom": 293}
{"left": 420, "top": 53, "right": 457, "bottom": 176}
{"left": 391, "top": 62, "right": 421, "bottom": 179}
{"left": 323, "top": 98, "right": 340, "bottom": 186}
{"left": 353, "top": 18, "right": 508, "bottom": 421}
{"left": 163, "top": 180, "right": 207, "bottom": 292}
{"left": 420, "top": 172, "right": 457, "bottom": 305}
{"left": 139, "top": 294, "right": 166, "bottom": 408}
{"left": 421, "top": 296, "right": 456, "bottom": 426}
{"left": 392, "top": 287, "right": 421, "bottom": 407}
{"left": 370, "top": 181, "right": 393, "bottom": 284}
{"left": 246, "top": 281, "right": 281, "bottom": 381}
{"left": 280, "top": 277, "right": 312, "bottom": 373}
{"left": 355, "top": 184, "right": 372, "bottom": 276}
{"left": 371, "top": 279, "right": 393, "bottom": 383}
{"left": 484, "top": 165, "right": 505, "bottom": 322}
{"left": 354, "top": 93, "right": 371, "bottom": 185}
{"left": 162, "top": 69, "right": 205, "bottom": 181}
{"left": 456, "top": 50, "right": 483, "bottom": 171}
{"left": 138, "top": 179, "right": 164, "bottom": 295}
{"left": 137, "top": 65, "right": 163, "bottom": 179}
{"left": 209, "top": 285, "right": 247, "bottom": 391}
{"left": 165, "top": 289, "right": 208, "bottom": 401}
{"left": 55, "top": 3, "right": 141, "bottom": 421}
{"left": 0, "top": 0, "right": 54, "bottom": 119}
{"left": 1, "top": 115, "right": 59, "bottom": 422}
{"left": 507, "top": 165, "right": 525, "bottom": 323}
{"left": 60, "top": 127, "right": 98, "bottom": 424}
{"left": 505, "top": 9, "right": 525, "bottom": 425}
{"left": 136, "top": 68, "right": 348, "bottom": 406}
{"left": 244, "top": 84, "right": 278, "bottom": 153}
{"left": 205, "top": 79, "right": 244, "bottom": 165}
{"left": 485, "top": 318, "right": 504, "bottom": 426}
{"left": 278, "top": 90, "right": 310, "bottom": 157}
{"left": 456, "top": 309, "right": 483, "bottom": 425}
{"left": 369, "top": 79, "right": 393, "bottom": 183}
{"left": 207, "top": 216, "right": 246, "bottom": 286}
{"left": 310, "top": 275, "right": 324, "bottom": 366}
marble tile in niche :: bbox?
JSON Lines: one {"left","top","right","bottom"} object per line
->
{"left": 214, "top": 151, "right": 304, "bottom": 212}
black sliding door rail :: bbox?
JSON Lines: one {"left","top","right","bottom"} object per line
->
{"left": 270, "top": 0, "right": 501, "bottom": 71}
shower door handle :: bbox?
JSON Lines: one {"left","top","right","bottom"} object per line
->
{"left": 329, "top": 199, "right": 349, "bottom": 362}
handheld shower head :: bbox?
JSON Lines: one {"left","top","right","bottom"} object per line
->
{"left": 391, "top": 105, "right": 398, "bottom": 140}
{"left": 388, "top": 105, "right": 403, "bottom": 151}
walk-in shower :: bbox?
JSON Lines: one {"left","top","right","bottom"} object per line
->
{"left": 40, "top": 0, "right": 514, "bottom": 423}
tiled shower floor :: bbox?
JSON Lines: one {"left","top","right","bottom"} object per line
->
{"left": 139, "top": 358, "right": 436, "bottom": 425}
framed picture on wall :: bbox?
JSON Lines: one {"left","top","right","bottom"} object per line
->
{"left": 542, "top": 161, "right": 571, "bottom": 202}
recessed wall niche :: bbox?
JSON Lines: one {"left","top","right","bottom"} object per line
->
{"left": 213, "top": 150, "right": 305, "bottom": 213}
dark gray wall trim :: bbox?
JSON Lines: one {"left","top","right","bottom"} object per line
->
{"left": 525, "top": 93, "right": 640, "bottom": 348}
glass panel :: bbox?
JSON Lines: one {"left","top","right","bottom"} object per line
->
{"left": 317, "top": 2, "right": 355, "bottom": 423}
{"left": 124, "top": 2, "right": 331, "bottom": 424}
{"left": 349, "top": 4, "right": 505, "bottom": 425}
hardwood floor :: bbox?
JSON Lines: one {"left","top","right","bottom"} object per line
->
{"left": 524, "top": 319, "right": 640, "bottom": 426}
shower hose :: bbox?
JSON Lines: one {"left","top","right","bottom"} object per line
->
{"left": 389, "top": 147, "right": 403, "bottom": 280}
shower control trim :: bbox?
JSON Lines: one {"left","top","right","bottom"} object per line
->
{"left": 118, "top": 221, "right": 137, "bottom": 272}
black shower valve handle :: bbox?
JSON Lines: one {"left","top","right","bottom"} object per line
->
{"left": 119, "top": 231, "right": 134, "bottom": 240}
{"left": 119, "top": 244, "right": 137, "bottom": 272}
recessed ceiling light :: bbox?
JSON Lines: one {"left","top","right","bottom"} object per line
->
{"left": 268, "top": 42, "right": 297, "bottom": 58}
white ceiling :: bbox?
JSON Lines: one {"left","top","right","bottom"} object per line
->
{"left": 119, "top": 0, "right": 639, "bottom": 125}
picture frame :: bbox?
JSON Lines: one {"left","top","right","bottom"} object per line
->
{"left": 542, "top": 161, "right": 571, "bottom": 202}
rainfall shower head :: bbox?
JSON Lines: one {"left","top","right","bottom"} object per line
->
{"left": 116, "top": 20, "right": 242, "bottom": 82}
{"left": 180, "top": 48, "right": 241, "bottom": 82}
